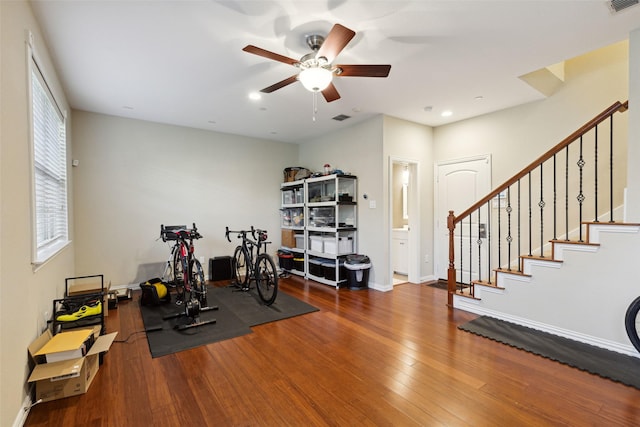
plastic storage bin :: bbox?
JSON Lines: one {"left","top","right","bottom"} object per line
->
{"left": 308, "top": 259, "right": 324, "bottom": 277}
{"left": 309, "top": 235, "right": 324, "bottom": 252}
{"left": 293, "top": 257, "right": 305, "bottom": 271}
{"left": 344, "top": 255, "right": 371, "bottom": 289}
{"left": 323, "top": 260, "right": 345, "bottom": 281}
{"left": 278, "top": 251, "right": 294, "bottom": 271}
{"left": 295, "top": 234, "right": 305, "bottom": 249}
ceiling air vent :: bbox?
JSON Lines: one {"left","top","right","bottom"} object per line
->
{"left": 610, "top": 0, "right": 639, "bottom": 12}
{"left": 332, "top": 114, "right": 351, "bottom": 121}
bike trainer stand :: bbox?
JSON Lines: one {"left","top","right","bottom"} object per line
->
{"left": 163, "top": 297, "right": 218, "bottom": 330}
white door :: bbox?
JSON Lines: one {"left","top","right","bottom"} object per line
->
{"left": 435, "top": 156, "right": 491, "bottom": 281}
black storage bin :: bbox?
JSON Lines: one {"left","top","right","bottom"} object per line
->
{"left": 209, "top": 256, "right": 234, "bottom": 281}
{"left": 344, "top": 255, "right": 371, "bottom": 290}
{"left": 278, "top": 250, "right": 294, "bottom": 271}
{"left": 293, "top": 257, "right": 304, "bottom": 272}
{"left": 309, "top": 259, "right": 324, "bottom": 277}
{"left": 323, "top": 260, "right": 345, "bottom": 281}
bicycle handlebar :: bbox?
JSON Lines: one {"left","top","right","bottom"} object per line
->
{"left": 160, "top": 223, "right": 202, "bottom": 242}
{"left": 225, "top": 226, "right": 269, "bottom": 244}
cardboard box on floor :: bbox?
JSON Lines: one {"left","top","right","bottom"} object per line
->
{"left": 67, "top": 276, "right": 112, "bottom": 316}
{"left": 28, "top": 325, "right": 117, "bottom": 402}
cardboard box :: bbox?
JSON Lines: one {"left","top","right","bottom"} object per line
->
{"left": 281, "top": 229, "right": 295, "bottom": 248}
{"left": 28, "top": 327, "right": 117, "bottom": 402}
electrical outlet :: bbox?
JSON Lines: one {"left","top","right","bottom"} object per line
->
{"left": 424, "top": 254, "right": 429, "bottom": 263}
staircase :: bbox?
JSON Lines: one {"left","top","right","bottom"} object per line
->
{"left": 446, "top": 101, "right": 640, "bottom": 357}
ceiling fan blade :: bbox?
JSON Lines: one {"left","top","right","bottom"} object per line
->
{"left": 336, "top": 64, "right": 391, "bottom": 78}
{"left": 321, "top": 82, "right": 341, "bottom": 103}
{"left": 260, "top": 75, "right": 298, "bottom": 93}
{"left": 242, "top": 45, "right": 299, "bottom": 66}
{"left": 316, "top": 24, "right": 356, "bottom": 63}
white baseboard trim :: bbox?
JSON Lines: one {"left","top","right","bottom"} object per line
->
{"left": 13, "top": 394, "right": 33, "bottom": 427}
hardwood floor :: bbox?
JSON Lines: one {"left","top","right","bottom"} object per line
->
{"left": 25, "top": 277, "right": 640, "bottom": 426}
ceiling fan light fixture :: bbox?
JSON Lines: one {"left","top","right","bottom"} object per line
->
{"left": 299, "top": 67, "right": 333, "bottom": 92}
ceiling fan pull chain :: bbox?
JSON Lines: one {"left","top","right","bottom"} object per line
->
{"left": 312, "top": 91, "right": 318, "bottom": 122}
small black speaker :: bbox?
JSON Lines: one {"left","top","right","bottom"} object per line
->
{"left": 209, "top": 256, "right": 234, "bottom": 281}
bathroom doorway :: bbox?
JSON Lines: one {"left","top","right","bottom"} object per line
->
{"left": 389, "top": 157, "right": 419, "bottom": 286}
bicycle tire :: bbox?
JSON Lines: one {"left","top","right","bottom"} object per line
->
{"left": 255, "top": 253, "right": 278, "bottom": 305}
{"left": 624, "top": 296, "right": 640, "bottom": 353}
{"left": 173, "top": 246, "right": 187, "bottom": 301}
{"left": 190, "top": 258, "right": 206, "bottom": 303}
{"left": 233, "top": 246, "right": 250, "bottom": 287}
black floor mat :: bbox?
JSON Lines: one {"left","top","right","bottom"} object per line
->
{"left": 459, "top": 316, "right": 640, "bottom": 389}
{"left": 140, "top": 285, "right": 319, "bottom": 358}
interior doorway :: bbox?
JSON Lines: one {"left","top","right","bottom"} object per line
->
{"left": 389, "top": 157, "right": 420, "bottom": 286}
{"left": 434, "top": 155, "right": 491, "bottom": 281}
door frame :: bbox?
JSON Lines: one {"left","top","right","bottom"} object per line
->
{"left": 389, "top": 156, "right": 420, "bottom": 285}
{"left": 434, "top": 154, "right": 491, "bottom": 280}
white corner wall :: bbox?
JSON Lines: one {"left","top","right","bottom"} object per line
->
{"left": 72, "top": 111, "right": 299, "bottom": 287}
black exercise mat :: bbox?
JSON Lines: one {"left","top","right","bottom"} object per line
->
{"left": 212, "top": 285, "right": 320, "bottom": 327}
{"left": 140, "top": 285, "right": 319, "bottom": 358}
{"left": 140, "top": 297, "right": 252, "bottom": 358}
{"left": 459, "top": 316, "right": 640, "bottom": 389}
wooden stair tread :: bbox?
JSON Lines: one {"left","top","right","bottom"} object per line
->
{"left": 495, "top": 268, "right": 531, "bottom": 277}
{"left": 549, "top": 239, "right": 600, "bottom": 246}
{"left": 583, "top": 221, "right": 640, "bottom": 226}
{"left": 520, "top": 254, "right": 563, "bottom": 263}
{"left": 472, "top": 280, "right": 504, "bottom": 290}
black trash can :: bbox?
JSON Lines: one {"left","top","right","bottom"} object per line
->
{"left": 344, "top": 255, "right": 371, "bottom": 290}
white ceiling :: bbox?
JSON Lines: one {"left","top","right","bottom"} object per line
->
{"left": 30, "top": 0, "right": 640, "bottom": 144}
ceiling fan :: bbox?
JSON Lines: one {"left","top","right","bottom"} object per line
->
{"left": 242, "top": 23, "right": 391, "bottom": 103}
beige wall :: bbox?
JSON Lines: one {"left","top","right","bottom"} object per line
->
{"left": 434, "top": 41, "right": 629, "bottom": 186}
{"left": 1, "top": 1, "right": 75, "bottom": 426}
{"left": 72, "top": 111, "right": 299, "bottom": 286}
{"left": 298, "top": 116, "right": 386, "bottom": 287}
{"left": 383, "top": 116, "right": 435, "bottom": 283}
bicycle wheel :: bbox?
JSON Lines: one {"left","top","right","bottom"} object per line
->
{"left": 624, "top": 296, "right": 640, "bottom": 353}
{"left": 173, "top": 247, "right": 187, "bottom": 302}
{"left": 233, "top": 246, "right": 250, "bottom": 287}
{"left": 190, "top": 258, "right": 206, "bottom": 303}
{"left": 255, "top": 253, "right": 278, "bottom": 305}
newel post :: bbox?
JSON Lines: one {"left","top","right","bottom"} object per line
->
{"left": 447, "top": 210, "right": 456, "bottom": 307}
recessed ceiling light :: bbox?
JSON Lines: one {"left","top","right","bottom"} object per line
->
{"left": 208, "top": 120, "right": 216, "bottom": 124}
{"left": 249, "top": 92, "right": 261, "bottom": 100}
{"left": 475, "top": 96, "right": 484, "bottom": 101}
{"left": 122, "top": 105, "right": 134, "bottom": 110}
{"left": 424, "top": 106, "right": 433, "bottom": 112}
{"left": 441, "top": 110, "right": 453, "bottom": 117}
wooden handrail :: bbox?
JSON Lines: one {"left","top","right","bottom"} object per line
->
{"left": 453, "top": 100, "right": 628, "bottom": 225}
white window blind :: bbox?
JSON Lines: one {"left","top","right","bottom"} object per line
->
{"left": 31, "top": 60, "right": 69, "bottom": 264}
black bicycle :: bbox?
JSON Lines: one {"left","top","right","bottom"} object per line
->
{"left": 625, "top": 296, "right": 640, "bottom": 353}
{"left": 225, "top": 226, "right": 278, "bottom": 305}
{"left": 160, "top": 223, "right": 217, "bottom": 329}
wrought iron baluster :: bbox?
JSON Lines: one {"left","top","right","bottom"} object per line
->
{"left": 539, "top": 163, "right": 545, "bottom": 257}
{"left": 528, "top": 171, "right": 532, "bottom": 256}
{"left": 497, "top": 189, "right": 502, "bottom": 271}
{"left": 477, "top": 208, "right": 482, "bottom": 282}
{"left": 577, "top": 135, "right": 585, "bottom": 242}
{"left": 565, "top": 145, "right": 569, "bottom": 241}
{"left": 518, "top": 180, "right": 522, "bottom": 272}
{"left": 609, "top": 114, "right": 614, "bottom": 222}
{"left": 553, "top": 154, "right": 557, "bottom": 240}
{"left": 486, "top": 201, "right": 491, "bottom": 284}
{"left": 506, "top": 186, "right": 513, "bottom": 270}
{"left": 459, "top": 218, "right": 463, "bottom": 291}
{"left": 594, "top": 124, "right": 599, "bottom": 222}
{"left": 469, "top": 215, "right": 472, "bottom": 286}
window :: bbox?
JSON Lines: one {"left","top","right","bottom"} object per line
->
{"left": 30, "top": 56, "right": 69, "bottom": 265}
